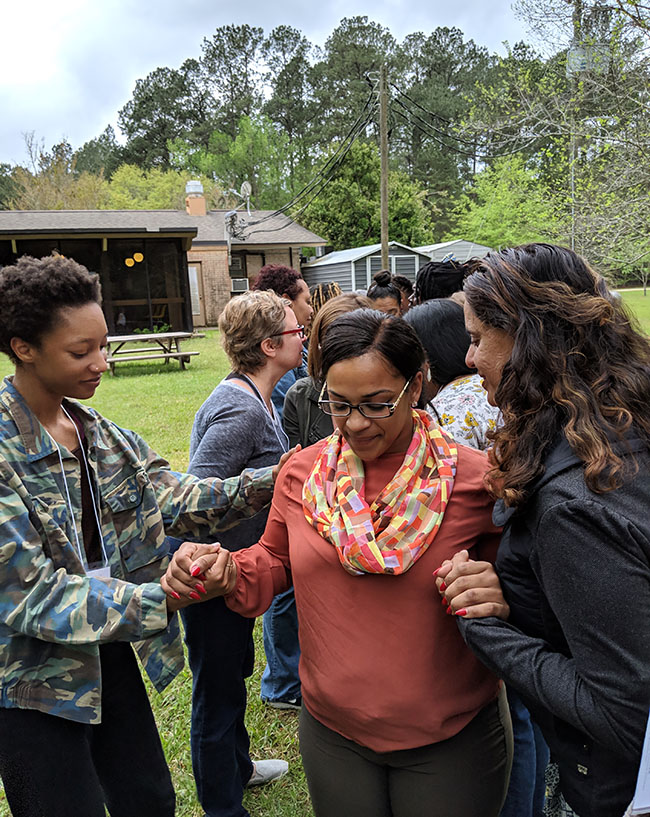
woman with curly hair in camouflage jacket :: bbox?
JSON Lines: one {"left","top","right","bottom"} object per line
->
{"left": 0, "top": 254, "right": 284, "bottom": 817}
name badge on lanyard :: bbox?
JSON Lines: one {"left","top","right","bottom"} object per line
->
{"left": 87, "top": 565, "right": 111, "bottom": 580}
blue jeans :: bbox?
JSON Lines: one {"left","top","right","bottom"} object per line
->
{"left": 500, "top": 688, "right": 549, "bottom": 817}
{"left": 260, "top": 587, "right": 301, "bottom": 702}
{"left": 181, "top": 598, "right": 255, "bottom": 817}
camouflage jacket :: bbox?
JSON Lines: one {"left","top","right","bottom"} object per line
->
{"left": 0, "top": 377, "right": 273, "bottom": 724}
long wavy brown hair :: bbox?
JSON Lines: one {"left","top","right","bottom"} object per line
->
{"left": 464, "top": 243, "right": 650, "bottom": 507}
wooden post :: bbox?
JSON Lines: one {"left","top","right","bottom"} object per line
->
{"left": 380, "top": 63, "right": 389, "bottom": 270}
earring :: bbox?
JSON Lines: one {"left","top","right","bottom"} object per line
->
{"left": 426, "top": 368, "right": 432, "bottom": 382}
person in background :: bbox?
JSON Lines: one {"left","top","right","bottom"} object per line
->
{"left": 412, "top": 259, "right": 467, "bottom": 305}
{"left": 436, "top": 243, "right": 650, "bottom": 817}
{"left": 405, "top": 297, "right": 547, "bottom": 816}
{"left": 251, "top": 263, "right": 311, "bottom": 710}
{"left": 391, "top": 274, "right": 414, "bottom": 314}
{"left": 405, "top": 299, "right": 499, "bottom": 451}
{"left": 252, "top": 264, "right": 313, "bottom": 418}
{"left": 366, "top": 270, "right": 403, "bottom": 316}
{"left": 182, "top": 290, "right": 304, "bottom": 817}
{"left": 310, "top": 281, "right": 342, "bottom": 320}
{"left": 164, "top": 308, "right": 513, "bottom": 817}
{"left": 283, "top": 293, "right": 372, "bottom": 449}
{"left": 0, "top": 255, "right": 278, "bottom": 817}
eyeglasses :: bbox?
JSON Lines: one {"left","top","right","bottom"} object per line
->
{"left": 318, "top": 377, "right": 413, "bottom": 418}
{"left": 274, "top": 325, "right": 305, "bottom": 339}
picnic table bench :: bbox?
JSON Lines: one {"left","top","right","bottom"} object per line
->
{"left": 106, "top": 331, "right": 199, "bottom": 374}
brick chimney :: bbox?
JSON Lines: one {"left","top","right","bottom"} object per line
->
{"left": 185, "top": 180, "right": 206, "bottom": 216}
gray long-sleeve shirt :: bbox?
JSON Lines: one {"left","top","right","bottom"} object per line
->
{"left": 188, "top": 380, "right": 287, "bottom": 550}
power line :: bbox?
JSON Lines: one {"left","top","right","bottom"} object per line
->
{"left": 390, "top": 83, "right": 480, "bottom": 147}
{"left": 392, "top": 99, "right": 540, "bottom": 160}
{"left": 242, "top": 105, "right": 377, "bottom": 238}
{"left": 242, "top": 87, "right": 378, "bottom": 230}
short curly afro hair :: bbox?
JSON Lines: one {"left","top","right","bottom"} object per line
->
{"left": 251, "top": 264, "right": 304, "bottom": 301}
{"left": 0, "top": 254, "right": 102, "bottom": 363}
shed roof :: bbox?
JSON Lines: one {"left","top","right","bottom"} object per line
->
{"left": 414, "top": 239, "right": 492, "bottom": 260}
{"left": 306, "top": 241, "right": 422, "bottom": 267}
{"left": 0, "top": 209, "right": 325, "bottom": 246}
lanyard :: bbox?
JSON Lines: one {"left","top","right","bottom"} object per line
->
{"left": 232, "top": 373, "right": 290, "bottom": 454}
{"left": 52, "top": 407, "right": 110, "bottom": 578}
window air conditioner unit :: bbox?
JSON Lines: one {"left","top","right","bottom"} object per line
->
{"left": 231, "top": 278, "right": 250, "bottom": 293}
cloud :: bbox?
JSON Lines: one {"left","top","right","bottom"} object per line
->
{"left": 0, "top": 0, "right": 527, "bottom": 164}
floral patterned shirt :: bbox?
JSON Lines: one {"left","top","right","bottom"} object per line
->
{"left": 427, "top": 373, "right": 500, "bottom": 451}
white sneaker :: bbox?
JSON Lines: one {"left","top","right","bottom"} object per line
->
{"left": 246, "top": 759, "right": 289, "bottom": 787}
{"left": 264, "top": 696, "right": 302, "bottom": 711}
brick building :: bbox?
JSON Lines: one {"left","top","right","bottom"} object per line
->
{"left": 0, "top": 184, "right": 325, "bottom": 332}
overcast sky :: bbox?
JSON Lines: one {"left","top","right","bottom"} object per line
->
{"left": 0, "top": 0, "right": 529, "bottom": 166}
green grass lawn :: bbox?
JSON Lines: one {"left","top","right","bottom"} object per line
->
{"left": 619, "top": 288, "right": 650, "bottom": 335}
{"left": 1, "top": 291, "right": 649, "bottom": 816}
{"left": 0, "top": 331, "right": 311, "bottom": 817}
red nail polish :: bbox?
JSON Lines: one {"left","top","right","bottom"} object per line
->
{"left": 441, "top": 596, "right": 447, "bottom": 605}
{"left": 170, "top": 590, "right": 181, "bottom": 600}
{"left": 439, "top": 581, "right": 447, "bottom": 591}
{"left": 432, "top": 567, "right": 442, "bottom": 577}
{"left": 190, "top": 565, "right": 202, "bottom": 577}
{"left": 189, "top": 591, "right": 201, "bottom": 601}
{"left": 446, "top": 605, "right": 453, "bottom": 615}
{"left": 195, "top": 582, "right": 206, "bottom": 595}
{"left": 455, "top": 609, "right": 468, "bottom": 617}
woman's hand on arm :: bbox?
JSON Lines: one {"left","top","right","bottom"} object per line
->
{"left": 272, "top": 445, "right": 301, "bottom": 482}
{"left": 434, "top": 549, "right": 510, "bottom": 620}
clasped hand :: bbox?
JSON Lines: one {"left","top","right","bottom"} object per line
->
{"left": 434, "top": 550, "right": 510, "bottom": 620}
{"left": 162, "top": 542, "right": 237, "bottom": 613}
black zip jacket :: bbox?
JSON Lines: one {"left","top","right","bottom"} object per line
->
{"left": 458, "top": 433, "right": 650, "bottom": 817}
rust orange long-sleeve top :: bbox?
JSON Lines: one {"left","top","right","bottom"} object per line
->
{"left": 226, "top": 441, "right": 502, "bottom": 753}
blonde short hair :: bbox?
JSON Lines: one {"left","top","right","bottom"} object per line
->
{"left": 219, "top": 290, "right": 289, "bottom": 373}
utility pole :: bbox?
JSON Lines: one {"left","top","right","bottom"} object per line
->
{"left": 568, "top": 0, "right": 583, "bottom": 251}
{"left": 379, "top": 63, "right": 389, "bottom": 270}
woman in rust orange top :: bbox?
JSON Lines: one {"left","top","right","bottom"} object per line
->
{"left": 164, "top": 309, "right": 512, "bottom": 817}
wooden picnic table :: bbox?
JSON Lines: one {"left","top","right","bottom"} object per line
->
{"left": 106, "top": 331, "right": 200, "bottom": 374}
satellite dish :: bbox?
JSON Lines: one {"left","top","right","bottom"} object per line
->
{"left": 240, "top": 181, "right": 252, "bottom": 198}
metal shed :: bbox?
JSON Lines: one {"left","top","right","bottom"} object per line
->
{"left": 302, "top": 242, "right": 431, "bottom": 293}
{"left": 414, "top": 239, "right": 492, "bottom": 262}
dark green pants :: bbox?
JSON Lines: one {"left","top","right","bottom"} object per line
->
{"left": 299, "top": 690, "right": 513, "bottom": 817}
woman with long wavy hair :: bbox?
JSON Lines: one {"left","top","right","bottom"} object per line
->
{"left": 435, "top": 243, "right": 650, "bottom": 817}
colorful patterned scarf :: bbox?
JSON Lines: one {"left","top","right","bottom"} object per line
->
{"left": 302, "top": 409, "right": 458, "bottom": 576}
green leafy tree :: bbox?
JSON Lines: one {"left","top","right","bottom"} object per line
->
{"left": 262, "top": 26, "right": 318, "bottom": 195}
{"left": 200, "top": 25, "right": 264, "bottom": 139}
{"left": 118, "top": 59, "right": 216, "bottom": 168}
{"left": 0, "top": 163, "right": 18, "bottom": 209}
{"left": 9, "top": 136, "right": 110, "bottom": 210}
{"left": 106, "top": 164, "right": 208, "bottom": 210}
{"left": 74, "top": 125, "right": 123, "bottom": 178}
{"left": 312, "top": 17, "right": 398, "bottom": 145}
{"left": 472, "top": 0, "right": 650, "bottom": 274}
{"left": 169, "top": 116, "right": 289, "bottom": 209}
{"left": 391, "top": 27, "right": 493, "bottom": 235}
{"left": 301, "top": 139, "right": 433, "bottom": 249}
{"left": 447, "top": 156, "right": 559, "bottom": 247}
